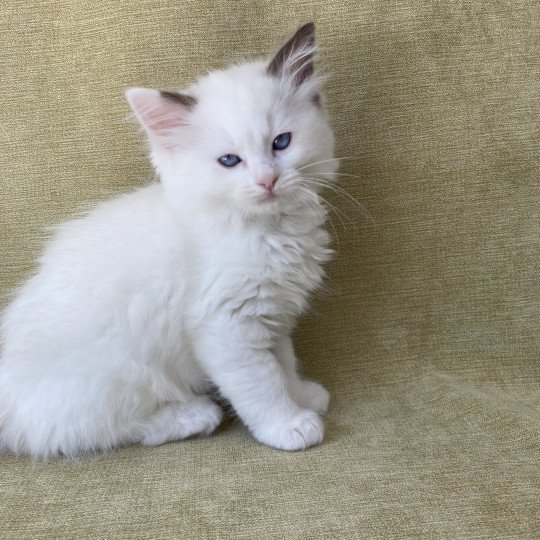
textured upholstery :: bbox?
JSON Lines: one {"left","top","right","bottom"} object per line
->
{"left": 1, "top": 1, "right": 538, "bottom": 538}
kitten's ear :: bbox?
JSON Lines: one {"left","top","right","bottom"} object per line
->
{"left": 126, "top": 87, "right": 196, "bottom": 149}
{"left": 267, "top": 22, "right": 316, "bottom": 86}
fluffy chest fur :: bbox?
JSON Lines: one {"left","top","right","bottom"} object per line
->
{"left": 189, "top": 209, "right": 332, "bottom": 334}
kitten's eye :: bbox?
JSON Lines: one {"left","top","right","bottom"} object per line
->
{"left": 218, "top": 154, "right": 241, "bottom": 167}
{"left": 272, "top": 132, "right": 291, "bottom": 151}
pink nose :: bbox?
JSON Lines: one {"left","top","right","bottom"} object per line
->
{"left": 257, "top": 175, "right": 278, "bottom": 192}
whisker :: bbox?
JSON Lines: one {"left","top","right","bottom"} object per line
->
{"left": 296, "top": 185, "right": 354, "bottom": 249}
{"left": 297, "top": 156, "right": 361, "bottom": 172}
{"left": 293, "top": 188, "right": 338, "bottom": 246}
{"left": 316, "top": 194, "right": 350, "bottom": 227}
{"left": 300, "top": 176, "right": 374, "bottom": 224}
{"left": 322, "top": 207, "right": 340, "bottom": 248}
{"left": 298, "top": 182, "right": 350, "bottom": 225}
{"left": 305, "top": 172, "right": 363, "bottom": 180}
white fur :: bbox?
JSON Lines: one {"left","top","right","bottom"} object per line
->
{"left": 0, "top": 31, "right": 336, "bottom": 458}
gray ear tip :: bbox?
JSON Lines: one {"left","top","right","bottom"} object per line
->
{"left": 298, "top": 21, "right": 316, "bottom": 38}
{"left": 267, "top": 22, "right": 318, "bottom": 83}
{"left": 159, "top": 90, "right": 197, "bottom": 109}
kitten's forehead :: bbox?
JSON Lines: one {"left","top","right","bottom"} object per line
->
{"left": 191, "top": 62, "right": 294, "bottom": 137}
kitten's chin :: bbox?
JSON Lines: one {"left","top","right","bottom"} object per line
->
{"left": 258, "top": 192, "right": 279, "bottom": 204}
{"left": 236, "top": 193, "right": 285, "bottom": 216}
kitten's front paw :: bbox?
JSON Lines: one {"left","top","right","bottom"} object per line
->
{"left": 254, "top": 410, "right": 324, "bottom": 451}
{"left": 296, "top": 380, "right": 330, "bottom": 414}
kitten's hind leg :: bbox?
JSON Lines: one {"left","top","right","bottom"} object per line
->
{"left": 141, "top": 396, "right": 223, "bottom": 447}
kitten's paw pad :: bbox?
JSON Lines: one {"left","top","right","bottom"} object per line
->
{"left": 297, "top": 381, "right": 330, "bottom": 414}
{"left": 142, "top": 397, "right": 223, "bottom": 447}
{"left": 255, "top": 410, "right": 324, "bottom": 451}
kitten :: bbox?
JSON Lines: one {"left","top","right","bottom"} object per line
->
{"left": 0, "top": 22, "right": 337, "bottom": 458}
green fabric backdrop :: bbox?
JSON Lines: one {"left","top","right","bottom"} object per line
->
{"left": 1, "top": 1, "right": 539, "bottom": 538}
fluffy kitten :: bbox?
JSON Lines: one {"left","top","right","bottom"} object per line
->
{"left": 0, "top": 22, "right": 337, "bottom": 458}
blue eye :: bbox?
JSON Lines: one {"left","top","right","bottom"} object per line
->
{"left": 272, "top": 132, "right": 291, "bottom": 151}
{"left": 218, "top": 154, "right": 241, "bottom": 167}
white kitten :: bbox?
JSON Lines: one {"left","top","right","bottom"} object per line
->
{"left": 0, "top": 23, "right": 337, "bottom": 458}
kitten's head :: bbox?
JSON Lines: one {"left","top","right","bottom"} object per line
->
{"left": 127, "top": 23, "right": 335, "bottom": 216}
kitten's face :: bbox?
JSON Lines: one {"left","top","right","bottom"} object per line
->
{"left": 128, "top": 23, "right": 335, "bottom": 216}
{"left": 181, "top": 62, "right": 335, "bottom": 215}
